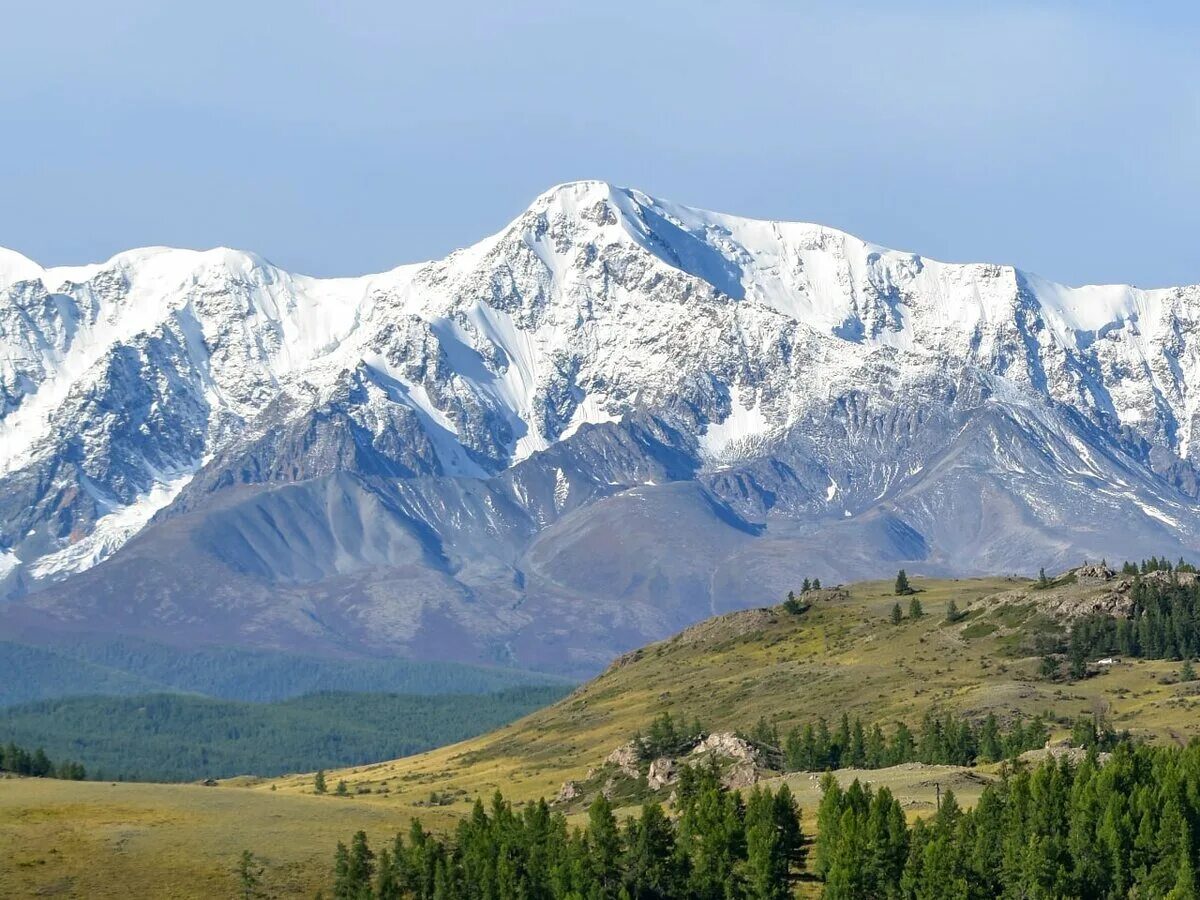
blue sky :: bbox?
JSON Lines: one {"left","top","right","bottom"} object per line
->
{"left": 3, "top": 1, "right": 1198, "bottom": 287}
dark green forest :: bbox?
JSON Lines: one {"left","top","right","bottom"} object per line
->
{"left": 632, "top": 709, "right": 1062, "bottom": 774}
{"left": 0, "top": 741, "right": 86, "bottom": 780}
{"left": 0, "top": 686, "right": 567, "bottom": 782}
{"left": 326, "top": 741, "right": 1200, "bottom": 899}
{"left": 0, "top": 637, "right": 568, "bottom": 707}
{"left": 329, "top": 763, "right": 803, "bottom": 900}
{"left": 1064, "top": 574, "right": 1200, "bottom": 674}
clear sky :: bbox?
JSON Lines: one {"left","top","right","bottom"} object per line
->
{"left": 3, "top": 1, "right": 1198, "bottom": 287}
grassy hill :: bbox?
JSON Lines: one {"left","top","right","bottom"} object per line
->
{"left": 5, "top": 573, "right": 1200, "bottom": 897}
{"left": 261, "top": 575, "right": 1198, "bottom": 812}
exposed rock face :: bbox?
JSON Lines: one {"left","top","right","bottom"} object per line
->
{"left": 556, "top": 780, "right": 580, "bottom": 803}
{"left": 647, "top": 757, "right": 676, "bottom": 790}
{"left": 1074, "top": 564, "right": 1117, "bottom": 584}
{"left": 1029, "top": 587, "right": 1137, "bottom": 621}
{"left": 691, "top": 732, "right": 760, "bottom": 765}
{"left": 1023, "top": 569, "right": 1200, "bottom": 622}
{"left": 604, "top": 740, "right": 642, "bottom": 779}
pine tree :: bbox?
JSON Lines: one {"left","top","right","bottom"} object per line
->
{"left": 335, "top": 779, "right": 349, "bottom": 796}
{"left": 772, "top": 783, "right": 803, "bottom": 863}
{"left": 622, "top": 803, "right": 681, "bottom": 899}
{"left": 801, "top": 578, "right": 811, "bottom": 592}
{"left": 895, "top": 569, "right": 913, "bottom": 595}
{"left": 813, "top": 578, "right": 822, "bottom": 589}
{"left": 909, "top": 597, "right": 924, "bottom": 619}
{"left": 1181, "top": 658, "right": 1197, "bottom": 682}
{"left": 314, "top": 769, "right": 328, "bottom": 794}
{"left": 346, "top": 831, "right": 374, "bottom": 897}
{"left": 891, "top": 602, "right": 903, "bottom": 625}
{"left": 745, "top": 787, "right": 789, "bottom": 900}
{"left": 588, "top": 793, "right": 622, "bottom": 896}
{"left": 945, "top": 599, "right": 962, "bottom": 623}
{"left": 1038, "top": 567, "right": 1050, "bottom": 588}
{"left": 237, "top": 850, "right": 265, "bottom": 900}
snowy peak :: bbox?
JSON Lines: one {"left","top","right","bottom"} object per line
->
{"left": 2, "top": 182, "right": 1200, "bottom": 602}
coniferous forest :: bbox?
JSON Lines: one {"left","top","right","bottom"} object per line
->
{"left": 1066, "top": 573, "right": 1200, "bottom": 665}
{"left": 0, "top": 741, "right": 86, "bottom": 780}
{"left": 329, "top": 741, "right": 1200, "bottom": 899}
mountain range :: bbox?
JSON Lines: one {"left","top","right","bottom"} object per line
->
{"left": 1, "top": 181, "right": 1198, "bottom": 676}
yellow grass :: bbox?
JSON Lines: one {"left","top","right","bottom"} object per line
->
{"left": 5, "top": 575, "right": 1198, "bottom": 897}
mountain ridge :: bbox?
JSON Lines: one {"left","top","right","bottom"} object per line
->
{"left": 2, "top": 181, "right": 1199, "bottom": 674}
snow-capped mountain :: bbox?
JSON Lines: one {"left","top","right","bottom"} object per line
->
{"left": 2, "top": 181, "right": 1198, "bottom": 674}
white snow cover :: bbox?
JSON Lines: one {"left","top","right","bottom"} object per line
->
{"left": 2, "top": 180, "right": 1200, "bottom": 586}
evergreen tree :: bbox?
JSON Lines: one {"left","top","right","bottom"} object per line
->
{"left": 813, "top": 578, "right": 822, "bottom": 590}
{"left": 622, "top": 803, "right": 682, "bottom": 899}
{"left": 314, "top": 769, "right": 328, "bottom": 794}
{"left": 744, "top": 786, "right": 788, "bottom": 900}
{"left": 895, "top": 569, "right": 914, "bottom": 595}
{"left": 945, "top": 599, "right": 962, "bottom": 623}
{"left": 909, "top": 597, "right": 924, "bottom": 619}
{"left": 588, "top": 794, "right": 622, "bottom": 897}
{"left": 237, "top": 850, "right": 265, "bottom": 900}
{"left": 891, "top": 602, "right": 903, "bottom": 625}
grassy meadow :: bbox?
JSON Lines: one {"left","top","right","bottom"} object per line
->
{"left": 4, "top": 574, "right": 1199, "bottom": 897}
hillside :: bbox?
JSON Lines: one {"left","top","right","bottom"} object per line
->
{"left": 5, "top": 572, "right": 1200, "bottom": 897}
{"left": 258, "top": 569, "right": 1200, "bottom": 824}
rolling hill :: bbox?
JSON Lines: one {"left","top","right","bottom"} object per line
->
{"left": 5, "top": 570, "right": 1199, "bottom": 897}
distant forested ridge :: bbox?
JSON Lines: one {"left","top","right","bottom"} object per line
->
{"left": 0, "top": 686, "right": 568, "bottom": 782}
{"left": 0, "top": 637, "right": 568, "bottom": 707}
{"left": 328, "top": 741, "right": 1200, "bottom": 899}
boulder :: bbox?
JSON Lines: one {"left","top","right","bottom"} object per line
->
{"left": 647, "top": 757, "right": 676, "bottom": 790}
{"left": 604, "top": 740, "right": 642, "bottom": 778}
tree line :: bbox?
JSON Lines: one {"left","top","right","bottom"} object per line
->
{"left": 758, "top": 710, "right": 1051, "bottom": 772}
{"left": 329, "top": 761, "right": 802, "bottom": 899}
{"left": 816, "top": 740, "right": 1200, "bottom": 898}
{"left": 626, "top": 709, "right": 1054, "bottom": 776}
{"left": 1063, "top": 576, "right": 1200, "bottom": 675}
{"left": 0, "top": 741, "right": 85, "bottom": 780}
{"left": 328, "top": 741, "right": 1200, "bottom": 899}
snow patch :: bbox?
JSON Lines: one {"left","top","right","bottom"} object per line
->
{"left": 28, "top": 472, "right": 193, "bottom": 579}
{"left": 699, "top": 385, "right": 772, "bottom": 462}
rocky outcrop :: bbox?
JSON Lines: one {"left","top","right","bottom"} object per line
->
{"left": 690, "top": 732, "right": 760, "bottom": 764}
{"left": 556, "top": 780, "right": 581, "bottom": 803}
{"left": 647, "top": 757, "right": 676, "bottom": 790}
{"left": 1073, "top": 564, "right": 1116, "bottom": 585}
{"left": 669, "top": 610, "right": 780, "bottom": 651}
{"left": 604, "top": 740, "right": 642, "bottom": 779}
